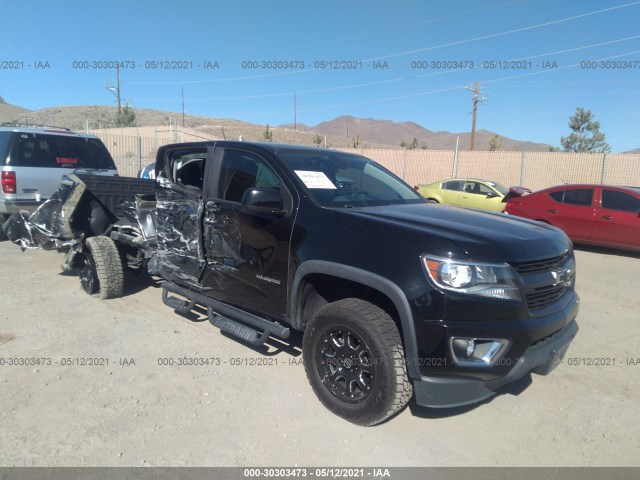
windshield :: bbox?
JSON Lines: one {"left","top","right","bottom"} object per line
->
{"left": 278, "top": 150, "right": 424, "bottom": 208}
{"left": 484, "top": 180, "right": 509, "bottom": 195}
{"left": 7, "top": 133, "right": 117, "bottom": 170}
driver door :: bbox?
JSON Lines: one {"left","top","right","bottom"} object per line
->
{"left": 200, "top": 146, "right": 295, "bottom": 318}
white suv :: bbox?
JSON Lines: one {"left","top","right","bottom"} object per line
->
{"left": 0, "top": 125, "right": 118, "bottom": 220}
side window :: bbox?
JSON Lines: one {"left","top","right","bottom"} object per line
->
{"left": 562, "top": 189, "right": 594, "bottom": 206}
{"left": 549, "top": 189, "right": 594, "bottom": 206}
{"left": 463, "top": 182, "right": 481, "bottom": 194}
{"left": 219, "top": 150, "right": 281, "bottom": 203}
{"left": 549, "top": 191, "right": 564, "bottom": 202}
{"left": 601, "top": 190, "right": 640, "bottom": 213}
{"left": 442, "top": 180, "right": 462, "bottom": 191}
{"left": 167, "top": 149, "right": 206, "bottom": 191}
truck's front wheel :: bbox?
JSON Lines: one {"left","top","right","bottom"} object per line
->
{"left": 80, "top": 236, "right": 124, "bottom": 299}
{"left": 302, "top": 298, "right": 412, "bottom": 426}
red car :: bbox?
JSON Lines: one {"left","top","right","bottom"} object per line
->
{"left": 505, "top": 184, "right": 640, "bottom": 252}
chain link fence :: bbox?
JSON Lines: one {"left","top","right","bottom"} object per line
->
{"left": 92, "top": 128, "right": 640, "bottom": 190}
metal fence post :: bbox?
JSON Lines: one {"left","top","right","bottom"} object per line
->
{"left": 402, "top": 149, "right": 407, "bottom": 180}
{"left": 520, "top": 151, "right": 525, "bottom": 185}
{"left": 600, "top": 153, "right": 608, "bottom": 184}
{"left": 137, "top": 134, "right": 142, "bottom": 173}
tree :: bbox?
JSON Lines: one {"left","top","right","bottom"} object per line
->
{"left": 408, "top": 138, "right": 418, "bottom": 150}
{"left": 489, "top": 134, "right": 502, "bottom": 151}
{"left": 399, "top": 140, "right": 407, "bottom": 148}
{"left": 313, "top": 134, "right": 323, "bottom": 147}
{"left": 263, "top": 124, "right": 273, "bottom": 142}
{"left": 114, "top": 105, "right": 136, "bottom": 127}
{"left": 352, "top": 133, "right": 361, "bottom": 148}
{"left": 560, "top": 107, "right": 610, "bottom": 153}
{"left": 0, "top": 96, "right": 6, "bottom": 104}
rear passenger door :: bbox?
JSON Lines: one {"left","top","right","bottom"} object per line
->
{"left": 154, "top": 145, "right": 208, "bottom": 286}
{"left": 440, "top": 180, "right": 462, "bottom": 204}
{"left": 546, "top": 188, "right": 595, "bottom": 241}
{"left": 591, "top": 188, "right": 640, "bottom": 248}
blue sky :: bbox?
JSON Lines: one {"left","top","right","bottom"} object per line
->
{"left": 1, "top": 0, "right": 639, "bottom": 151}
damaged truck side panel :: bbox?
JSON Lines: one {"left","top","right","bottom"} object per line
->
{"left": 3, "top": 141, "right": 580, "bottom": 427}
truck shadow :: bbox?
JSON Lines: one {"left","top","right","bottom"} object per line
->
{"left": 59, "top": 269, "right": 164, "bottom": 298}
{"left": 122, "top": 271, "right": 163, "bottom": 297}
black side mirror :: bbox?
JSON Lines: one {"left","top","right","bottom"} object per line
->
{"left": 242, "top": 188, "right": 285, "bottom": 214}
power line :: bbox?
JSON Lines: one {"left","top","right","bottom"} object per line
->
{"left": 201, "top": 49, "right": 640, "bottom": 120}
{"left": 126, "top": 4, "right": 640, "bottom": 87}
{"left": 132, "top": 35, "right": 640, "bottom": 103}
{"left": 364, "top": 1, "right": 640, "bottom": 61}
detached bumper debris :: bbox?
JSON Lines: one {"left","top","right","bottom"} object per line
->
{"left": 2, "top": 185, "right": 77, "bottom": 251}
{"left": 1, "top": 174, "right": 157, "bottom": 276}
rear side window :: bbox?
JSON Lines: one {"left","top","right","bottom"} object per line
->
{"left": 0, "top": 132, "right": 12, "bottom": 164}
{"left": 442, "top": 180, "right": 462, "bottom": 191}
{"left": 549, "top": 188, "right": 593, "bottom": 206}
{"left": 601, "top": 190, "right": 640, "bottom": 213}
{"left": 7, "top": 133, "right": 116, "bottom": 170}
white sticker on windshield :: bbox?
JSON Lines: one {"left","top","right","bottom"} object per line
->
{"left": 294, "top": 170, "right": 337, "bottom": 189}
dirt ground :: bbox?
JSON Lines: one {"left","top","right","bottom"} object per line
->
{"left": 0, "top": 241, "right": 638, "bottom": 467}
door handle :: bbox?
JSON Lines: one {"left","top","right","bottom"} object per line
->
{"left": 546, "top": 209, "right": 558, "bottom": 213}
{"left": 600, "top": 215, "right": 613, "bottom": 220}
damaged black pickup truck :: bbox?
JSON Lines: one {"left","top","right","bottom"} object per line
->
{"left": 3, "top": 141, "right": 579, "bottom": 426}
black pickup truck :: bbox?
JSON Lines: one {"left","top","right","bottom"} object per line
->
{"left": 4, "top": 141, "right": 579, "bottom": 426}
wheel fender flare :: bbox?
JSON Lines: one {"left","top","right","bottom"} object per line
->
{"left": 291, "top": 260, "right": 421, "bottom": 379}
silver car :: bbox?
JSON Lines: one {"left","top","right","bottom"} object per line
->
{"left": 0, "top": 125, "right": 118, "bottom": 220}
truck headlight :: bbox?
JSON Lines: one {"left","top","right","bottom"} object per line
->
{"left": 422, "top": 256, "right": 521, "bottom": 301}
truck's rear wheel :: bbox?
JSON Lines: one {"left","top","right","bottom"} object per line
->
{"left": 80, "top": 236, "right": 124, "bottom": 299}
{"left": 302, "top": 298, "right": 412, "bottom": 426}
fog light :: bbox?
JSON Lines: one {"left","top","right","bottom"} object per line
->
{"left": 450, "top": 337, "right": 510, "bottom": 366}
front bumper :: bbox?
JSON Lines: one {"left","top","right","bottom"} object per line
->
{"left": 413, "top": 319, "right": 579, "bottom": 408}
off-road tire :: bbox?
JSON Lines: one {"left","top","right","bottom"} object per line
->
{"left": 84, "top": 236, "right": 124, "bottom": 299}
{"left": 302, "top": 298, "right": 413, "bottom": 426}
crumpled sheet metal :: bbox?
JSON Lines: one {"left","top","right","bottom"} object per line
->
{"left": 153, "top": 194, "right": 205, "bottom": 284}
{"left": 2, "top": 186, "right": 79, "bottom": 251}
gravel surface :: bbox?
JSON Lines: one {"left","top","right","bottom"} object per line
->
{"left": 0, "top": 242, "right": 638, "bottom": 467}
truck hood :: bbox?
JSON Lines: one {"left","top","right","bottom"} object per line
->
{"left": 343, "top": 203, "right": 570, "bottom": 262}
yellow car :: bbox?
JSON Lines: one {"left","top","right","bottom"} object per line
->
{"left": 416, "top": 178, "right": 519, "bottom": 212}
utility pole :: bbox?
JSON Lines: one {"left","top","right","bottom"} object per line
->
{"left": 106, "top": 65, "right": 122, "bottom": 115}
{"left": 116, "top": 64, "right": 121, "bottom": 114}
{"left": 465, "top": 80, "right": 486, "bottom": 150}
{"left": 294, "top": 92, "right": 297, "bottom": 131}
{"left": 181, "top": 85, "right": 185, "bottom": 127}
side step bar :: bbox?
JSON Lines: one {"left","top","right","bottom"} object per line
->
{"left": 161, "top": 281, "right": 290, "bottom": 346}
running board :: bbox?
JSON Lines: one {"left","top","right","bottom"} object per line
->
{"left": 161, "top": 281, "right": 290, "bottom": 346}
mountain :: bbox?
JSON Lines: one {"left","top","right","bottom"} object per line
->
{"left": 1, "top": 102, "right": 563, "bottom": 151}
{"left": 284, "top": 115, "right": 552, "bottom": 151}
{"left": 623, "top": 148, "right": 640, "bottom": 154}
{"left": 0, "top": 101, "right": 31, "bottom": 123}
{"left": 0, "top": 103, "right": 389, "bottom": 148}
